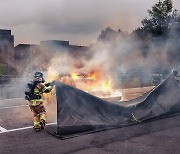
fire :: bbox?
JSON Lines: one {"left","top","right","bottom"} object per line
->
{"left": 70, "top": 69, "right": 113, "bottom": 91}
{"left": 102, "top": 77, "right": 112, "bottom": 90}
{"left": 71, "top": 72, "right": 80, "bottom": 80}
{"left": 87, "top": 70, "right": 100, "bottom": 80}
{"left": 46, "top": 67, "right": 113, "bottom": 91}
{"left": 43, "top": 67, "right": 120, "bottom": 104}
{"left": 43, "top": 68, "right": 58, "bottom": 104}
{"left": 45, "top": 67, "right": 58, "bottom": 82}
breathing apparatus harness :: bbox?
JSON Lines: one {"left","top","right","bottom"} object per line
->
{"left": 25, "top": 71, "right": 45, "bottom": 101}
{"left": 25, "top": 80, "right": 42, "bottom": 101}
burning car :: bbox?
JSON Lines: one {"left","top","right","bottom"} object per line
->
{"left": 45, "top": 67, "right": 122, "bottom": 102}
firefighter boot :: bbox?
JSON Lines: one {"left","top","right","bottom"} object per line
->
{"left": 33, "top": 118, "right": 41, "bottom": 132}
{"left": 33, "top": 124, "right": 41, "bottom": 132}
{"left": 40, "top": 119, "right": 46, "bottom": 130}
{"left": 40, "top": 113, "right": 46, "bottom": 130}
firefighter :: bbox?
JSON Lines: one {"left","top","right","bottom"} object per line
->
{"left": 25, "top": 71, "right": 54, "bottom": 132}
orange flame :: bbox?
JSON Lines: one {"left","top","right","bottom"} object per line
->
{"left": 71, "top": 72, "right": 81, "bottom": 80}
{"left": 87, "top": 69, "right": 101, "bottom": 80}
{"left": 69, "top": 69, "right": 113, "bottom": 91}
{"left": 43, "top": 63, "right": 123, "bottom": 105}
{"left": 44, "top": 67, "right": 114, "bottom": 103}
{"left": 102, "top": 77, "right": 113, "bottom": 90}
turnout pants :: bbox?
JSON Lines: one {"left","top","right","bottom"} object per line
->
{"left": 29, "top": 103, "right": 46, "bottom": 127}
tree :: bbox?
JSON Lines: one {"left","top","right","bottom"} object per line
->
{"left": 97, "top": 27, "right": 117, "bottom": 41}
{"left": 141, "top": 0, "right": 179, "bottom": 36}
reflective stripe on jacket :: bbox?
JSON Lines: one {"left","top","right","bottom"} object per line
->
{"left": 42, "top": 86, "right": 53, "bottom": 93}
{"left": 29, "top": 99, "right": 43, "bottom": 106}
{"left": 29, "top": 82, "right": 53, "bottom": 106}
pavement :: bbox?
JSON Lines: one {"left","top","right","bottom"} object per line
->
{"left": 1, "top": 87, "right": 180, "bottom": 154}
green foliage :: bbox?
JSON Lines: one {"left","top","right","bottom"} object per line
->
{"left": 141, "top": 0, "right": 179, "bottom": 36}
{"left": 0, "top": 63, "right": 17, "bottom": 75}
{"left": 0, "top": 63, "right": 7, "bottom": 75}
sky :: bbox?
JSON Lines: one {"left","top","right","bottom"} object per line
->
{"left": 0, "top": 0, "right": 180, "bottom": 46}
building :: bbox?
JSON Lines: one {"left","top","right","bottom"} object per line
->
{"left": 41, "top": 40, "right": 89, "bottom": 57}
{"left": 40, "top": 40, "right": 70, "bottom": 60}
{"left": 14, "top": 40, "right": 89, "bottom": 74}
{"left": 14, "top": 44, "right": 42, "bottom": 61}
{"left": 0, "top": 29, "right": 14, "bottom": 64}
{"left": 41, "top": 40, "right": 70, "bottom": 49}
{"left": 0, "top": 29, "right": 15, "bottom": 78}
{"left": 14, "top": 44, "right": 41, "bottom": 73}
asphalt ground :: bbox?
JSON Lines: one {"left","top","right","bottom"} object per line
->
{"left": 1, "top": 112, "right": 180, "bottom": 154}
{"left": 1, "top": 87, "right": 180, "bottom": 154}
{"left": 0, "top": 99, "right": 56, "bottom": 130}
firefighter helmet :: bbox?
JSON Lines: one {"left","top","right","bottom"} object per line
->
{"left": 34, "top": 71, "right": 43, "bottom": 78}
{"left": 34, "top": 71, "right": 44, "bottom": 82}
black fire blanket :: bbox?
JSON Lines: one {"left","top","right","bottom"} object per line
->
{"left": 51, "top": 73, "right": 180, "bottom": 139}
